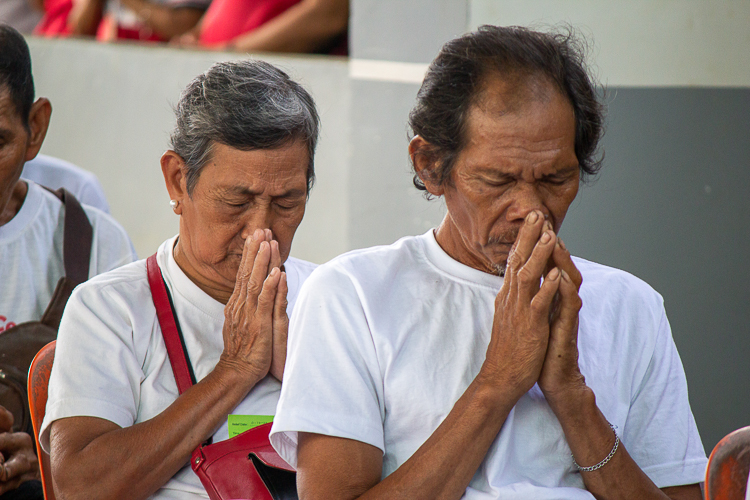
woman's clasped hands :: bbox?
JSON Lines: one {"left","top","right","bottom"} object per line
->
{"left": 219, "top": 228, "right": 289, "bottom": 384}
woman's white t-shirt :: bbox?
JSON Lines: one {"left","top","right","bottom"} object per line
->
{"left": 41, "top": 236, "right": 316, "bottom": 499}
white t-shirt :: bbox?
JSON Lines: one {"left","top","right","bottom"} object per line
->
{"left": 41, "top": 236, "right": 316, "bottom": 500}
{"left": 0, "top": 180, "right": 135, "bottom": 333}
{"left": 270, "top": 230, "right": 707, "bottom": 500}
{"left": 22, "top": 154, "right": 111, "bottom": 213}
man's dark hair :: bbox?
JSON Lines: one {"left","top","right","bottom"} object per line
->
{"left": 409, "top": 25, "right": 604, "bottom": 192}
{"left": 0, "top": 25, "right": 34, "bottom": 128}
{"left": 171, "top": 60, "right": 320, "bottom": 195}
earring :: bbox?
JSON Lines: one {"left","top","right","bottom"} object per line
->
{"left": 169, "top": 199, "right": 179, "bottom": 209}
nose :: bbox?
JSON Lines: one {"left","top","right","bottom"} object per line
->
{"left": 239, "top": 204, "right": 274, "bottom": 240}
{"left": 504, "top": 182, "right": 547, "bottom": 222}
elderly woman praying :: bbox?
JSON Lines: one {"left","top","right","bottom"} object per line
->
{"left": 39, "top": 59, "right": 319, "bottom": 500}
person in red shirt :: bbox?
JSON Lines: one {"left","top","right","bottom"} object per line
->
{"left": 174, "top": 0, "right": 348, "bottom": 55}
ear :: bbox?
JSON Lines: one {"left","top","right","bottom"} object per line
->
{"left": 161, "top": 150, "right": 188, "bottom": 214}
{"left": 409, "top": 135, "right": 444, "bottom": 197}
{"left": 24, "top": 98, "right": 52, "bottom": 163}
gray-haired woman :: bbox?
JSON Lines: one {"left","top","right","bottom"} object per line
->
{"left": 39, "top": 60, "right": 319, "bottom": 499}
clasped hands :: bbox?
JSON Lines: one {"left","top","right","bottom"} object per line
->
{"left": 0, "top": 406, "right": 39, "bottom": 494}
{"left": 218, "top": 228, "right": 288, "bottom": 384}
{"left": 481, "top": 210, "right": 586, "bottom": 412}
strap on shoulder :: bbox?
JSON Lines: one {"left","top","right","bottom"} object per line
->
{"left": 41, "top": 186, "right": 93, "bottom": 285}
{"left": 59, "top": 188, "right": 93, "bottom": 285}
{"left": 146, "top": 254, "right": 196, "bottom": 394}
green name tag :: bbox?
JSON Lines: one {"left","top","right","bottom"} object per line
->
{"left": 228, "top": 414, "right": 274, "bottom": 438}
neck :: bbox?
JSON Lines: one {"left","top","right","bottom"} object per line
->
{"left": 0, "top": 180, "right": 28, "bottom": 227}
{"left": 434, "top": 215, "right": 502, "bottom": 276}
{"left": 172, "top": 240, "right": 233, "bottom": 304}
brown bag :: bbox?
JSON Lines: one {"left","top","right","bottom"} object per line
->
{"left": 0, "top": 188, "right": 92, "bottom": 434}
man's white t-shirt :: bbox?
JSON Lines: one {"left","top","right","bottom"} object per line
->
{"left": 270, "top": 230, "right": 707, "bottom": 499}
{"left": 41, "top": 236, "right": 316, "bottom": 500}
{"left": 0, "top": 180, "right": 135, "bottom": 333}
{"left": 22, "top": 154, "right": 111, "bottom": 213}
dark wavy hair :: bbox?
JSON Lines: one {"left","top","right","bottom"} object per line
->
{"left": 409, "top": 25, "right": 604, "bottom": 192}
{"left": 0, "top": 25, "right": 35, "bottom": 129}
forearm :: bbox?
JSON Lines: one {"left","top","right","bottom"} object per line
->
{"left": 302, "top": 379, "right": 517, "bottom": 500}
{"left": 51, "top": 364, "right": 259, "bottom": 500}
{"left": 120, "top": 0, "right": 203, "bottom": 39}
{"left": 67, "top": 0, "right": 103, "bottom": 35}
{"left": 551, "top": 387, "right": 669, "bottom": 500}
{"left": 230, "top": 0, "right": 348, "bottom": 53}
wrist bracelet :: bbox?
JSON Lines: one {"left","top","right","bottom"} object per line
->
{"left": 572, "top": 422, "right": 619, "bottom": 472}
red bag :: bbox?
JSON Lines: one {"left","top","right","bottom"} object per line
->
{"left": 147, "top": 254, "right": 297, "bottom": 500}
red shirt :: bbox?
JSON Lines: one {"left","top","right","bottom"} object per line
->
{"left": 198, "top": 0, "right": 300, "bottom": 46}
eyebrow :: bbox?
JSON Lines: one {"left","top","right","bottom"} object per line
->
{"left": 219, "top": 186, "right": 307, "bottom": 199}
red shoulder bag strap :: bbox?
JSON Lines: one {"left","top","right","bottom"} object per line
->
{"left": 146, "top": 253, "right": 195, "bottom": 395}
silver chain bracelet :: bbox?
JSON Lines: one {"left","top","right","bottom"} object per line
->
{"left": 572, "top": 422, "right": 619, "bottom": 472}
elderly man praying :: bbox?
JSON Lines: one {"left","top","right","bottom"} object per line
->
{"left": 269, "top": 26, "right": 707, "bottom": 500}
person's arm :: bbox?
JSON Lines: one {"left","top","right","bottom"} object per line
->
{"left": 0, "top": 407, "right": 39, "bottom": 495}
{"left": 533, "top": 229, "right": 702, "bottom": 500}
{"left": 227, "top": 0, "right": 348, "bottom": 53}
{"left": 119, "top": 0, "right": 204, "bottom": 39}
{"left": 50, "top": 232, "right": 287, "bottom": 500}
{"left": 297, "top": 210, "right": 563, "bottom": 500}
{"left": 67, "top": 0, "right": 104, "bottom": 36}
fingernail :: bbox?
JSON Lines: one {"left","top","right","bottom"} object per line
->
{"left": 251, "top": 229, "right": 261, "bottom": 242}
{"left": 527, "top": 211, "right": 538, "bottom": 224}
{"left": 561, "top": 269, "right": 571, "bottom": 281}
{"left": 548, "top": 267, "right": 560, "bottom": 280}
{"left": 559, "top": 239, "right": 567, "bottom": 251}
{"left": 270, "top": 267, "right": 279, "bottom": 276}
{"left": 258, "top": 241, "right": 268, "bottom": 253}
{"left": 541, "top": 231, "right": 551, "bottom": 243}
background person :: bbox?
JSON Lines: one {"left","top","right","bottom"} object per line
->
{"left": 0, "top": 24, "right": 136, "bottom": 499}
{"left": 269, "top": 26, "right": 706, "bottom": 500}
{"left": 173, "top": 0, "right": 348, "bottom": 54}
{"left": 22, "top": 154, "right": 111, "bottom": 213}
{"left": 40, "top": 59, "right": 320, "bottom": 500}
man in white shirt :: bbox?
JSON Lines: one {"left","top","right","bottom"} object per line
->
{"left": 0, "top": 24, "right": 135, "bottom": 498}
{"left": 270, "top": 26, "right": 707, "bottom": 500}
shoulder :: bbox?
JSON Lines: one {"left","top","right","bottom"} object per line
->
{"left": 81, "top": 203, "right": 137, "bottom": 263}
{"left": 574, "top": 256, "right": 665, "bottom": 331}
{"left": 315, "top": 234, "right": 425, "bottom": 282}
{"left": 284, "top": 256, "right": 318, "bottom": 281}
{"left": 73, "top": 258, "right": 149, "bottom": 304}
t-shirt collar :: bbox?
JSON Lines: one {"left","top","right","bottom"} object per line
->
{"left": 420, "top": 229, "right": 505, "bottom": 289}
{"left": 157, "top": 235, "right": 226, "bottom": 319}
{"left": 0, "top": 180, "right": 44, "bottom": 243}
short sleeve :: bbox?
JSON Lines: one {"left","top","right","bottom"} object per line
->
{"left": 623, "top": 310, "right": 707, "bottom": 487}
{"left": 270, "top": 265, "right": 385, "bottom": 468}
{"left": 40, "top": 281, "right": 148, "bottom": 452}
{"left": 85, "top": 206, "right": 138, "bottom": 274}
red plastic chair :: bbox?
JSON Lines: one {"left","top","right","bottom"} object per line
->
{"left": 706, "top": 426, "right": 750, "bottom": 500}
{"left": 27, "top": 340, "right": 57, "bottom": 500}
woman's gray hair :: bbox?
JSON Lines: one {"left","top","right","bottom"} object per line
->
{"left": 170, "top": 60, "right": 320, "bottom": 194}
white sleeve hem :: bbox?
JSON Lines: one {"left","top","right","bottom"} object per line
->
{"left": 644, "top": 457, "right": 708, "bottom": 488}
{"left": 40, "top": 397, "right": 135, "bottom": 452}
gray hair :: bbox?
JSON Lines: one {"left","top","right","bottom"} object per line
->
{"left": 170, "top": 60, "right": 320, "bottom": 194}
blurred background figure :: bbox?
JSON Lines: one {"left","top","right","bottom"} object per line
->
{"left": 173, "top": 0, "right": 349, "bottom": 54}
{"left": 33, "top": 0, "right": 348, "bottom": 55}
{"left": 36, "top": 0, "right": 208, "bottom": 42}
{"left": 22, "top": 154, "right": 111, "bottom": 213}
{"left": 0, "top": 0, "right": 43, "bottom": 33}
